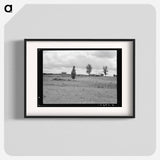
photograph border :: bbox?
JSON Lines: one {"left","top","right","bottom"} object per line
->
{"left": 38, "top": 48, "right": 122, "bottom": 107}
{"left": 24, "top": 39, "right": 135, "bottom": 118}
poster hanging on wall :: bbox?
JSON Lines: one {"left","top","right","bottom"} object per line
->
{"left": 25, "top": 39, "right": 135, "bottom": 118}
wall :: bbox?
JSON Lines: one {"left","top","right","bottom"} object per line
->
{"left": 4, "top": 4, "right": 156, "bottom": 156}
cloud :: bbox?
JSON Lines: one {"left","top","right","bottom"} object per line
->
{"left": 43, "top": 50, "right": 117, "bottom": 75}
{"left": 91, "top": 50, "right": 117, "bottom": 58}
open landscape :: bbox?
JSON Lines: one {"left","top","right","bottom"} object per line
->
{"left": 43, "top": 49, "right": 117, "bottom": 104}
{"left": 43, "top": 74, "right": 117, "bottom": 104}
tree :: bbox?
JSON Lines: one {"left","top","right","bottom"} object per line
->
{"left": 86, "top": 64, "right": 92, "bottom": 75}
{"left": 103, "top": 66, "right": 108, "bottom": 76}
{"left": 71, "top": 66, "right": 76, "bottom": 79}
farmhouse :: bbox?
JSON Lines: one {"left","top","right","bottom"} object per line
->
{"left": 61, "top": 72, "right": 67, "bottom": 75}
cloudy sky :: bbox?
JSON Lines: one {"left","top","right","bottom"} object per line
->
{"left": 43, "top": 50, "right": 117, "bottom": 76}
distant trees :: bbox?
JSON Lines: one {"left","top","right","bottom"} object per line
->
{"left": 70, "top": 64, "right": 109, "bottom": 78}
{"left": 103, "top": 66, "right": 108, "bottom": 76}
{"left": 71, "top": 66, "right": 76, "bottom": 79}
{"left": 86, "top": 64, "right": 92, "bottom": 75}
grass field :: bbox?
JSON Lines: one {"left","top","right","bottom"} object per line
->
{"left": 43, "top": 74, "right": 117, "bottom": 104}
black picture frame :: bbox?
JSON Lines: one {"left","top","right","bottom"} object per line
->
{"left": 24, "top": 39, "right": 135, "bottom": 118}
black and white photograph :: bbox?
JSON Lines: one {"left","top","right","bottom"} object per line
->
{"left": 38, "top": 49, "right": 122, "bottom": 107}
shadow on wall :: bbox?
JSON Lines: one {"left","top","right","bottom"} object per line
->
{"left": 14, "top": 40, "right": 24, "bottom": 119}
{"left": 5, "top": 40, "right": 24, "bottom": 119}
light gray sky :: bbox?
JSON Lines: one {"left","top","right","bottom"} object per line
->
{"left": 43, "top": 50, "right": 117, "bottom": 76}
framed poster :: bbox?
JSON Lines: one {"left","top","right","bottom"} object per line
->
{"left": 25, "top": 39, "right": 135, "bottom": 118}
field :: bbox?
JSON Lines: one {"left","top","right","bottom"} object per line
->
{"left": 43, "top": 74, "right": 117, "bottom": 104}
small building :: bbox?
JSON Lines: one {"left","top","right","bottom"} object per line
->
{"left": 61, "top": 72, "right": 67, "bottom": 75}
